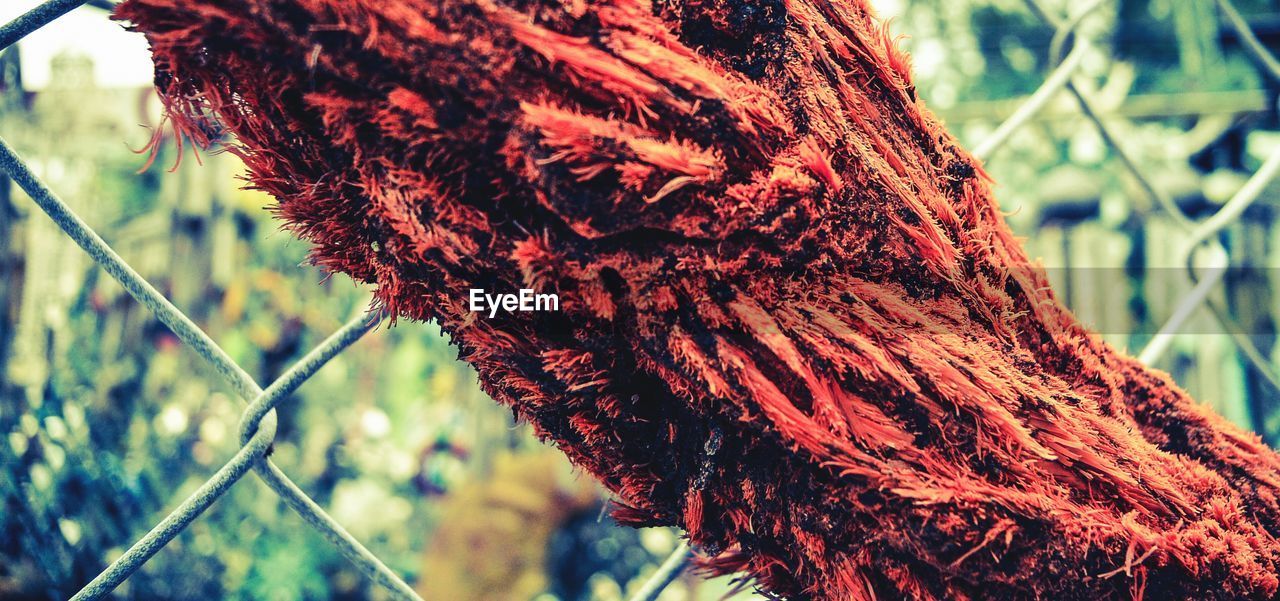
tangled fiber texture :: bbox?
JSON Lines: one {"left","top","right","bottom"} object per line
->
{"left": 118, "top": 0, "right": 1280, "bottom": 598}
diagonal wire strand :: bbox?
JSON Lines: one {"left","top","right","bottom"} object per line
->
{"left": 973, "top": 0, "right": 1107, "bottom": 161}
{"left": 1137, "top": 146, "right": 1280, "bottom": 365}
{"left": 1020, "top": 0, "right": 1280, "bottom": 386}
{"left": 0, "top": 0, "right": 90, "bottom": 51}
{"left": 1214, "top": 0, "right": 1280, "bottom": 84}
{"left": 1028, "top": 0, "right": 1196, "bottom": 232}
{"left": 0, "top": 134, "right": 422, "bottom": 601}
{"left": 0, "top": 135, "right": 261, "bottom": 394}
{"left": 70, "top": 424, "right": 277, "bottom": 600}
{"left": 70, "top": 312, "right": 376, "bottom": 601}
{"left": 971, "top": 40, "right": 1090, "bottom": 161}
{"left": 626, "top": 541, "right": 693, "bottom": 601}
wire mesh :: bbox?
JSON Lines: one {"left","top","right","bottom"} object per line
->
{"left": 633, "top": 0, "right": 1280, "bottom": 594}
{"left": 1, "top": 3, "right": 423, "bottom": 597}
{"left": 1, "top": 0, "right": 1279, "bottom": 599}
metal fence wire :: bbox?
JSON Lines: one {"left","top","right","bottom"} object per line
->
{"left": 2, "top": 0, "right": 1280, "bottom": 599}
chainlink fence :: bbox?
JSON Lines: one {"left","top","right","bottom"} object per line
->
{"left": 2, "top": 0, "right": 1279, "bottom": 599}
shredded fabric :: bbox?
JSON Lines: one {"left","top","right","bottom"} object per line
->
{"left": 116, "top": 0, "right": 1280, "bottom": 598}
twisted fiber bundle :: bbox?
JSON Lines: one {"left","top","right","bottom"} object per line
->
{"left": 117, "top": 0, "right": 1280, "bottom": 598}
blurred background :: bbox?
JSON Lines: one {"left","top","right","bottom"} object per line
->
{"left": 1, "top": 0, "right": 1279, "bottom": 599}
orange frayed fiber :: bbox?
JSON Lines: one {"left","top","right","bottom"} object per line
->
{"left": 117, "top": 0, "right": 1280, "bottom": 598}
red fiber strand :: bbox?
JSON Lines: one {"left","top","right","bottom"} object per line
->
{"left": 115, "top": 1, "right": 1280, "bottom": 598}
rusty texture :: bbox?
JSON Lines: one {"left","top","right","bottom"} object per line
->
{"left": 116, "top": 0, "right": 1280, "bottom": 598}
